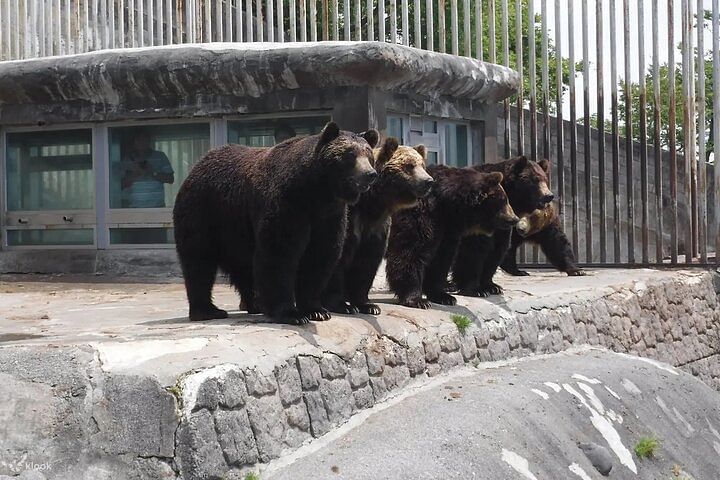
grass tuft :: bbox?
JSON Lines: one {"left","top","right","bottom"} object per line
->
{"left": 634, "top": 436, "right": 659, "bottom": 459}
{"left": 244, "top": 473, "right": 259, "bottom": 480}
{"left": 451, "top": 314, "right": 472, "bottom": 334}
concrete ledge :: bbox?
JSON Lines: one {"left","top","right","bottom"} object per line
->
{"left": 0, "top": 269, "right": 718, "bottom": 478}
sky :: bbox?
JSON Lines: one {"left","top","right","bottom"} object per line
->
{"left": 537, "top": 0, "right": 717, "bottom": 120}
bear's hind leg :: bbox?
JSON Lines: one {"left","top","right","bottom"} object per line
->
{"left": 227, "top": 268, "right": 261, "bottom": 314}
{"left": 180, "top": 256, "right": 227, "bottom": 321}
{"left": 345, "top": 234, "right": 386, "bottom": 315}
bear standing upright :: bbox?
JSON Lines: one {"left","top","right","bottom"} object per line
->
{"left": 386, "top": 165, "right": 519, "bottom": 309}
{"left": 173, "top": 122, "right": 379, "bottom": 324}
{"left": 323, "top": 137, "right": 434, "bottom": 315}
{"left": 451, "top": 156, "right": 554, "bottom": 297}
{"left": 500, "top": 202, "right": 585, "bottom": 276}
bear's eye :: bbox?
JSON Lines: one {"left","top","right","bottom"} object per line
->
{"left": 403, "top": 164, "right": 414, "bottom": 173}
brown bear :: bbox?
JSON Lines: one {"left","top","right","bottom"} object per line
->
{"left": 451, "top": 156, "right": 553, "bottom": 297}
{"left": 173, "top": 122, "right": 379, "bottom": 324}
{"left": 500, "top": 202, "right": 585, "bottom": 276}
{"left": 385, "top": 165, "right": 519, "bottom": 309}
{"left": 323, "top": 137, "right": 434, "bottom": 315}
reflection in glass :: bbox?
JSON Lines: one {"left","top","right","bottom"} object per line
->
{"left": 444, "top": 124, "right": 469, "bottom": 167}
{"left": 426, "top": 151, "right": 439, "bottom": 165}
{"left": 7, "top": 228, "right": 94, "bottom": 246}
{"left": 109, "top": 228, "right": 174, "bottom": 245}
{"left": 109, "top": 124, "right": 210, "bottom": 209}
{"left": 6, "top": 130, "right": 93, "bottom": 211}
{"left": 387, "top": 116, "right": 404, "bottom": 144}
{"left": 228, "top": 116, "right": 330, "bottom": 146}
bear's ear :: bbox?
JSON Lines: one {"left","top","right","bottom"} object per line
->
{"left": 361, "top": 129, "right": 380, "bottom": 148}
{"left": 318, "top": 122, "right": 341, "bottom": 146}
{"left": 513, "top": 155, "right": 530, "bottom": 173}
{"left": 414, "top": 144, "right": 428, "bottom": 160}
{"left": 487, "top": 172, "right": 503, "bottom": 185}
{"left": 375, "top": 137, "right": 399, "bottom": 169}
{"left": 538, "top": 158, "right": 551, "bottom": 174}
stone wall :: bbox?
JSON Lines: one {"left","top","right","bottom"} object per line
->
{"left": 174, "top": 270, "right": 720, "bottom": 479}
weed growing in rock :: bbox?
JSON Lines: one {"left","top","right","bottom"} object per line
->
{"left": 243, "top": 472, "right": 259, "bottom": 480}
{"left": 634, "top": 436, "right": 659, "bottom": 459}
{"left": 451, "top": 314, "right": 472, "bottom": 334}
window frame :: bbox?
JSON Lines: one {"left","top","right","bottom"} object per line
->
{"left": 1, "top": 123, "right": 98, "bottom": 250}
{"left": 387, "top": 113, "right": 473, "bottom": 167}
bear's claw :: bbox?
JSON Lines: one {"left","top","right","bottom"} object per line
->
{"left": 567, "top": 268, "right": 587, "bottom": 276}
{"left": 509, "top": 269, "right": 530, "bottom": 277}
{"left": 428, "top": 292, "right": 457, "bottom": 306}
{"left": 356, "top": 303, "right": 381, "bottom": 315}
{"left": 189, "top": 307, "right": 228, "bottom": 321}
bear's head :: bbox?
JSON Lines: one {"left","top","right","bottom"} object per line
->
{"left": 434, "top": 167, "right": 519, "bottom": 235}
{"left": 516, "top": 202, "right": 556, "bottom": 237}
{"left": 314, "top": 122, "right": 380, "bottom": 203}
{"left": 502, "top": 156, "right": 554, "bottom": 214}
{"left": 373, "top": 137, "right": 434, "bottom": 211}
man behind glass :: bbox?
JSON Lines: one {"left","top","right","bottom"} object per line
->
{"left": 121, "top": 130, "right": 174, "bottom": 208}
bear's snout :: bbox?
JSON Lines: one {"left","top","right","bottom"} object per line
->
{"left": 516, "top": 217, "right": 531, "bottom": 236}
{"left": 358, "top": 169, "right": 379, "bottom": 191}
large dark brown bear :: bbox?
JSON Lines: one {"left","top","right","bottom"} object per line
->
{"left": 451, "top": 156, "right": 554, "bottom": 297}
{"left": 385, "top": 165, "right": 519, "bottom": 309}
{"left": 323, "top": 137, "right": 434, "bottom": 315}
{"left": 500, "top": 202, "right": 585, "bottom": 276}
{"left": 173, "top": 122, "right": 379, "bottom": 324}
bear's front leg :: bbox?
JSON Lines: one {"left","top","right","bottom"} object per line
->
{"left": 424, "top": 234, "right": 460, "bottom": 306}
{"left": 499, "top": 233, "right": 530, "bottom": 276}
{"left": 476, "top": 228, "right": 512, "bottom": 297}
{"left": 296, "top": 211, "right": 347, "bottom": 321}
{"left": 452, "top": 235, "right": 490, "bottom": 296}
{"left": 345, "top": 230, "right": 388, "bottom": 315}
{"left": 254, "top": 217, "right": 312, "bottom": 325}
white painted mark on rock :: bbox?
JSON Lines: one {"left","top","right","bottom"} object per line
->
{"left": 531, "top": 388, "right": 549, "bottom": 400}
{"left": 672, "top": 406, "right": 695, "bottom": 436}
{"left": 577, "top": 382, "right": 605, "bottom": 415}
{"left": 569, "top": 462, "right": 593, "bottom": 480}
{"left": 544, "top": 382, "right": 562, "bottom": 393}
{"left": 714, "top": 441, "right": 720, "bottom": 456}
{"left": 573, "top": 374, "right": 602, "bottom": 384}
{"left": 501, "top": 449, "right": 538, "bottom": 480}
{"left": 621, "top": 378, "right": 642, "bottom": 395}
{"left": 707, "top": 419, "right": 720, "bottom": 441}
{"left": 615, "top": 352, "right": 679, "bottom": 375}
{"left": 563, "top": 383, "right": 637, "bottom": 474}
{"left": 604, "top": 385, "right": 621, "bottom": 400}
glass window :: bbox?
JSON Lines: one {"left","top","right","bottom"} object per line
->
{"left": 6, "top": 130, "right": 93, "bottom": 211}
{"left": 228, "top": 116, "right": 330, "bottom": 146}
{"left": 423, "top": 120, "right": 438, "bottom": 134}
{"left": 109, "top": 227, "right": 174, "bottom": 245}
{"left": 444, "top": 123, "right": 469, "bottom": 167}
{"left": 109, "top": 124, "right": 210, "bottom": 209}
{"left": 387, "top": 116, "right": 405, "bottom": 143}
{"left": 7, "top": 228, "right": 94, "bottom": 246}
{"left": 426, "top": 151, "right": 439, "bottom": 165}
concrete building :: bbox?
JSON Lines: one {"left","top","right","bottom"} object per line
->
{"left": 0, "top": 42, "right": 519, "bottom": 274}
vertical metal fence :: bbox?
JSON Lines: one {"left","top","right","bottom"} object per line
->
{"left": 0, "top": 0, "right": 718, "bottom": 267}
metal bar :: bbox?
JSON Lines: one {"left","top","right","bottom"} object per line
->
{"left": 638, "top": 0, "right": 649, "bottom": 263}
{"left": 278, "top": 0, "right": 285, "bottom": 41}
{"left": 596, "top": 0, "right": 606, "bottom": 262}
{"left": 346, "top": 0, "right": 352, "bottom": 40}
{"left": 257, "top": 0, "right": 265, "bottom": 41}
{"left": 450, "top": 0, "right": 458, "bottom": 54}
{"left": 582, "top": 0, "right": 592, "bottom": 263}
{"left": 437, "top": 0, "right": 444, "bottom": 52}
{"left": 157, "top": 0, "right": 163, "bottom": 45}
{"left": 501, "top": 0, "right": 510, "bottom": 157}
{"left": 714, "top": 0, "right": 720, "bottom": 264}
{"left": 205, "top": 0, "right": 212, "bottom": 42}
{"left": 426, "top": 0, "right": 434, "bottom": 50}
{"left": 119, "top": 0, "right": 124, "bottom": 47}
{"left": 310, "top": 0, "right": 317, "bottom": 41}
{"left": 515, "top": 0, "right": 524, "bottom": 157}
{"left": 378, "top": 0, "right": 384, "bottom": 41}
{"left": 148, "top": 0, "right": 154, "bottom": 44}
{"left": 248, "top": 0, "right": 256, "bottom": 41}
{"left": 687, "top": 0, "right": 698, "bottom": 260}
{"left": 696, "top": 0, "right": 707, "bottom": 263}
{"left": 226, "top": 0, "right": 234, "bottom": 42}
{"left": 462, "top": 0, "right": 469, "bottom": 55}
{"left": 402, "top": 0, "right": 408, "bottom": 45}
{"left": 238, "top": 0, "right": 246, "bottom": 41}
{"left": 55, "top": 0, "right": 62, "bottom": 53}
{"left": 623, "top": 0, "right": 634, "bottom": 263}
{"left": 475, "top": 0, "right": 481, "bottom": 60}
{"left": 355, "top": 0, "right": 361, "bottom": 40}
{"left": 138, "top": 0, "right": 143, "bottom": 46}
{"left": 488, "top": 0, "right": 495, "bottom": 63}
{"left": 370, "top": 0, "right": 376, "bottom": 41}
{"left": 28, "top": 0, "right": 36, "bottom": 57}
{"left": 268, "top": 0, "right": 275, "bottom": 40}
{"left": 527, "top": 0, "right": 537, "bottom": 162}
{"left": 554, "top": 0, "right": 564, "bottom": 231}
{"left": 541, "top": 0, "right": 549, "bottom": 161}
{"left": 610, "top": 0, "right": 621, "bottom": 262}
{"left": 668, "top": 0, "right": 679, "bottom": 263}
{"left": 390, "top": 0, "right": 397, "bottom": 43}
{"left": 332, "top": 0, "right": 338, "bottom": 40}
{"left": 290, "top": 0, "right": 296, "bottom": 41}
{"left": 568, "top": 0, "right": 579, "bottom": 259}
{"left": 681, "top": 0, "right": 693, "bottom": 262}
{"left": 652, "top": 0, "right": 663, "bottom": 263}
{"left": 354, "top": 0, "right": 361, "bottom": 40}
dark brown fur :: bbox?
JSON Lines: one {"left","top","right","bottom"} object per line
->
{"left": 386, "top": 165, "right": 519, "bottom": 309}
{"left": 451, "top": 156, "right": 554, "bottom": 297}
{"left": 173, "top": 122, "right": 379, "bottom": 324}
